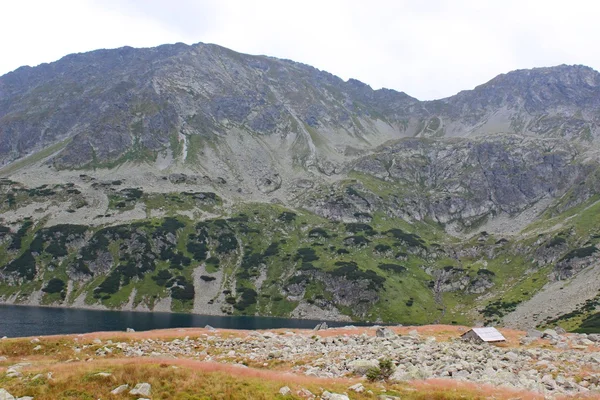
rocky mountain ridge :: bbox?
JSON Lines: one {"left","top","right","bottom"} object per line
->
{"left": 0, "top": 42, "right": 599, "bottom": 331}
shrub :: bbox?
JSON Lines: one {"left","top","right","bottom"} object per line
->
{"left": 366, "top": 359, "right": 394, "bottom": 382}
{"left": 374, "top": 244, "right": 391, "bottom": 253}
{"left": 200, "top": 275, "right": 216, "bottom": 282}
{"left": 345, "top": 223, "right": 375, "bottom": 235}
{"left": 560, "top": 246, "right": 598, "bottom": 262}
{"left": 42, "top": 278, "right": 65, "bottom": 294}
{"left": 4, "top": 251, "right": 36, "bottom": 280}
{"left": 171, "top": 282, "right": 195, "bottom": 301}
{"left": 152, "top": 270, "right": 173, "bottom": 286}
{"left": 216, "top": 233, "right": 238, "bottom": 254}
{"left": 295, "top": 248, "right": 319, "bottom": 262}
{"left": 379, "top": 263, "right": 406, "bottom": 273}
{"left": 308, "top": 228, "right": 329, "bottom": 238}
{"left": 277, "top": 212, "right": 296, "bottom": 222}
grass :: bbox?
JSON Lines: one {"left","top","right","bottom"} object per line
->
{"left": 0, "top": 137, "right": 72, "bottom": 177}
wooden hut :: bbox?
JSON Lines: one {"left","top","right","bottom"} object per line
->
{"left": 461, "top": 327, "right": 506, "bottom": 343}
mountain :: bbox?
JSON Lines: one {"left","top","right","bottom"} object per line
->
{"left": 0, "top": 42, "right": 599, "bottom": 331}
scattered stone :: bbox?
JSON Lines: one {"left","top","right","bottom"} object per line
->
{"left": 279, "top": 386, "right": 292, "bottom": 396}
{"left": 526, "top": 329, "right": 544, "bottom": 338}
{"left": 349, "top": 359, "right": 378, "bottom": 375}
{"left": 130, "top": 383, "right": 151, "bottom": 396}
{"left": 296, "top": 388, "right": 315, "bottom": 399}
{"left": 111, "top": 384, "right": 129, "bottom": 395}
{"left": 348, "top": 383, "right": 365, "bottom": 393}
{"left": 314, "top": 322, "right": 328, "bottom": 331}
{"left": 542, "top": 329, "right": 559, "bottom": 339}
{"left": 375, "top": 327, "right": 396, "bottom": 338}
{"left": 321, "top": 391, "right": 349, "bottom": 400}
{"left": 0, "top": 389, "right": 15, "bottom": 400}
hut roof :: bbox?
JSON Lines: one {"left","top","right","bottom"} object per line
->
{"left": 462, "top": 327, "right": 506, "bottom": 342}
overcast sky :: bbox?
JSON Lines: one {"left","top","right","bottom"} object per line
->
{"left": 1, "top": 0, "right": 598, "bottom": 100}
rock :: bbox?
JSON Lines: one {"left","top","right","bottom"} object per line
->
{"left": 348, "top": 359, "right": 378, "bottom": 375}
{"left": 6, "top": 368, "right": 22, "bottom": 378}
{"left": 126, "top": 328, "right": 135, "bottom": 333}
{"left": 279, "top": 386, "right": 291, "bottom": 396}
{"left": 526, "top": 329, "right": 544, "bottom": 338}
{"left": 0, "top": 357, "right": 6, "bottom": 361}
{"left": 0, "top": 389, "right": 15, "bottom": 400}
{"left": 587, "top": 334, "right": 600, "bottom": 342}
{"left": 95, "top": 372, "right": 112, "bottom": 377}
{"left": 375, "top": 327, "right": 396, "bottom": 338}
{"left": 111, "top": 384, "right": 129, "bottom": 395}
{"left": 321, "top": 391, "right": 349, "bottom": 400}
{"left": 1, "top": 337, "right": 6, "bottom": 340}
{"left": 296, "top": 388, "right": 315, "bottom": 399}
{"left": 205, "top": 325, "right": 216, "bottom": 331}
{"left": 348, "top": 383, "right": 365, "bottom": 393}
{"left": 313, "top": 322, "right": 328, "bottom": 331}
{"left": 32, "top": 345, "right": 42, "bottom": 351}
{"left": 30, "top": 338, "right": 40, "bottom": 344}
{"left": 542, "top": 329, "right": 560, "bottom": 339}
{"left": 17, "top": 397, "right": 33, "bottom": 400}
{"left": 378, "top": 396, "right": 401, "bottom": 400}
{"left": 130, "top": 383, "right": 151, "bottom": 396}
{"left": 555, "top": 326, "right": 567, "bottom": 335}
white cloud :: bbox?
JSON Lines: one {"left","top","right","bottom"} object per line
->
{"left": 1, "top": 0, "right": 599, "bottom": 100}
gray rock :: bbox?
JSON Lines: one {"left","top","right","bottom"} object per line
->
{"left": 279, "top": 386, "right": 291, "bottom": 396}
{"left": 321, "top": 391, "right": 349, "bottom": 400}
{"left": 129, "top": 383, "right": 151, "bottom": 397}
{"left": 348, "top": 383, "right": 365, "bottom": 393}
{"left": 375, "top": 327, "right": 396, "bottom": 338}
{"left": 0, "top": 389, "right": 15, "bottom": 400}
{"left": 526, "top": 329, "right": 544, "bottom": 338}
{"left": 542, "top": 329, "right": 560, "bottom": 339}
{"left": 126, "top": 328, "right": 135, "bottom": 333}
{"left": 313, "top": 322, "right": 328, "bottom": 331}
{"left": 111, "top": 384, "right": 129, "bottom": 395}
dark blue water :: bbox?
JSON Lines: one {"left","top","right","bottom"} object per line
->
{"left": 0, "top": 305, "right": 364, "bottom": 337}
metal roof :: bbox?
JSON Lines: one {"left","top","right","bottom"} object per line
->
{"left": 464, "top": 327, "right": 506, "bottom": 342}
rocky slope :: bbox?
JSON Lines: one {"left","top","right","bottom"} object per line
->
{"left": 2, "top": 325, "right": 600, "bottom": 399}
{"left": 1, "top": 42, "right": 600, "bottom": 330}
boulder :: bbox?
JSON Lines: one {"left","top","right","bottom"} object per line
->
{"left": 130, "top": 383, "right": 151, "bottom": 397}
{"left": 279, "top": 386, "right": 292, "bottom": 396}
{"left": 126, "top": 328, "right": 135, "bottom": 333}
{"left": 321, "top": 391, "right": 349, "bottom": 400}
{"left": 542, "top": 329, "right": 560, "bottom": 339}
{"left": 348, "top": 383, "right": 365, "bottom": 393}
{"left": 376, "top": 327, "right": 396, "bottom": 338}
{"left": 526, "top": 329, "right": 544, "bottom": 338}
{"left": 555, "top": 326, "right": 567, "bottom": 335}
{"left": 111, "top": 384, "right": 129, "bottom": 395}
{"left": 348, "top": 359, "right": 378, "bottom": 375}
{"left": 0, "top": 389, "right": 15, "bottom": 400}
{"left": 314, "top": 322, "right": 328, "bottom": 331}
